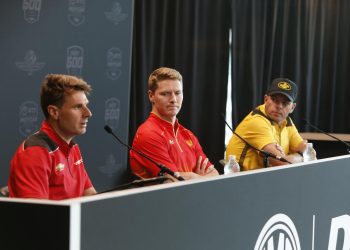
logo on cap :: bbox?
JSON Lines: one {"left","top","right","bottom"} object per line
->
{"left": 277, "top": 81, "right": 291, "bottom": 90}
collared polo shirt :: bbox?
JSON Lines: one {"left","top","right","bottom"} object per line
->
{"left": 226, "top": 104, "right": 303, "bottom": 171}
{"left": 130, "top": 113, "right": 211, "bottom": 178}
{"left": 9, "top": 121, "right": 93, "bottom": 200}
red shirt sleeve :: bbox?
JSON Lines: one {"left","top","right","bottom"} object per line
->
{"left": 130, "top": 129, "right": 178, "bottom": 178}
{"left": 186, "top": 130, "right": 213, "bottom": 171}
{"left": 9, "top": 145, "right": 51, "bottom": 199}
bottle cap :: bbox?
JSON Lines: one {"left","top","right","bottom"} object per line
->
{"left": 229, "top": 155, "right": 236, "bottom": 161}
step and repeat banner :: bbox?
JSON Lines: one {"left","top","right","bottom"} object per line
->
{"left": 0, "top": 0, "right": 134, "bottom": 191}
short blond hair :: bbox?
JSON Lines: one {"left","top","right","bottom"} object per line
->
{"left": 148, "top": 67, "right": 182, "bottom": 92}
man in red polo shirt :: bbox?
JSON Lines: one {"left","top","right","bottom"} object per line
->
{"left": 130, "top": 67, "right": 219, "bottom": 180}
{"left": 8, "top": 74, "right": 97, "bottom": 200}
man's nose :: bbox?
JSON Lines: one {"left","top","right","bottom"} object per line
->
{"left": 275, "top": 100, "right": 283, "bottom": 108}
{"left": 169, "top": 92, "right": 176, "bottom": 101}
{"left": 84, "top": 106, "right": 92, "bottom": 117}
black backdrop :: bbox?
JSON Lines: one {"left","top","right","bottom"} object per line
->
{"left": 230, "top": 0, "right": 350, "bottom": 132}
{"left": 130, "top": 0, "right": 231, "bottom": 169}
{"left": 131, "top": 0, "right": 350, "bottom": 171}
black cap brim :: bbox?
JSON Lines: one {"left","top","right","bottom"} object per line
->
{"left": 268, "top": 91, "right": 294, "bottom": 102}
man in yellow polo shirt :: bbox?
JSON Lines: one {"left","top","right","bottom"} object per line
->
{"left": 226, "top": 78, "right": 310, "bottom": 171}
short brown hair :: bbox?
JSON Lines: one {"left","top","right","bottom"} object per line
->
{"left": 148, "top": 67, "right": 182, "bottom": 92}
{"left": 40, "top": 74, "right": 92, "bottom": 118}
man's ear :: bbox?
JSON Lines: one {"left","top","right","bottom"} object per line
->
{"left": 148, "top": 90, "right": 155, "bottom": 104}
{"left": 290, "top": 103, "right": 296, "bottom": 114}
{"left": 264, "top": 95, "right": 268, "bottom": 103}
{"left": 47, "top": 105, "right": 59, "bottom": 120}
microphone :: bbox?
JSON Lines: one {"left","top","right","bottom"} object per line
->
{"left": 220, "top": 113, "right": 291, "bottom": 166}
{"left": 304, "top": 119, "right": 350, "bottom": 154}
{"left": 104, "top": 125, "right": 185, "bottom": 181}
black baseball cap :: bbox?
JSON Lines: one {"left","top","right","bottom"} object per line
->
{"left": 266, "top": 78, "right": 298, "bottom": 102}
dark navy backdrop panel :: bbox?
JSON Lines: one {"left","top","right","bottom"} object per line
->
{"left": 0, "top": 0, "right": 134, "bottom": 191}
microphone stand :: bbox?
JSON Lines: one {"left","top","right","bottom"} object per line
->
{"left": 304, "top": 119, "right": 350, "bottom": 154}
{"left": 221, "top": 114, "right": 291, "bottom": 167}
{"left": 104, "top": 125, "right": 185, "bottom": 181}
{"left": 99, "top": 176, "right": 169, "bottom": 193}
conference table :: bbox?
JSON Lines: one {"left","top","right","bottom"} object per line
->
{"left": 300, "top": 132, "right": 350, "bottom": 158}
{"left": 1, "top": 155, "right": 350, "bottom": 250}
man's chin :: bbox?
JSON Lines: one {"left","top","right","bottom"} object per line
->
{"left": 165, "top": 110, "right": 179, "bottom": 116}
{"left": 269, "top": 114, "right": 283, "bottom": 123}
{"left": 78, "top": 128, "right": 87, "bottom": 135}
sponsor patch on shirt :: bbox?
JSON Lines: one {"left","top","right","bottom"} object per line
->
{"left": 55, "top": 163, "right": 65, "bottom": 172}
{"left": 74, "top": 159, "right": 83, "bottom": 165}
{"left": 186, "top": 139, "right": 193, "bottom": 147}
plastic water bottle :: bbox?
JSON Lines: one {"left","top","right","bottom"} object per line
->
{"left": 224, "top": 155, "right": 240, "bottom": 175}
{"left": 303, "top": 143, "right": 317, "bottom": 162}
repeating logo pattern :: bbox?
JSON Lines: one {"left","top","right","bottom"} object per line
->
{"left": 15, "top": 50, "right": 46, "bottom": 75}
{"left": 19, "top": 101, "right": 39, "bottom": 137}
{"left": 7, "top": 0, "right": 132, "bottom": 188}
{"left": 99, "top": 154, "right": 122, "bottom": 177}
{"left": 106, "top": 48, "right": 122, "bottom": 80}
{"left": 67, "top": 0, "right": 86, "bottom": 26}
{"left": 22, "top": 0, "right": 42, "bottom": 24}
{"left": 104, "top": 98, "right": 120, "bottom": 131}
{"left": 105, "top": 2, "right": 128, "bottom": 25}
{"left": 66, "top": 45, "right": 84, "bottom": 76}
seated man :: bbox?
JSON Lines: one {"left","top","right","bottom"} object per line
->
{"left": 8, "top": 74, "right": 97, "bottom": 199}
{"left": 226, "top": 78, "right": 312, "bottom": 171}
{"left": 130, "top": 67, "right": 218, "bottom": 180}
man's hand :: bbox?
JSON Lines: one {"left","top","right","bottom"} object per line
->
{"left": 194, "top": 156, "right": 208, "bottom": 175}
{"left": 263, "top": 142, "right": 306, "bottom": 166}
{"left": 194, "top": 156, "right": 218, "bottom": 177}
{"left": 164, "top": 156, "right": 219, "bottom": 181}
{"left": 290, "top": 139, "right": 308, "bottom": 154}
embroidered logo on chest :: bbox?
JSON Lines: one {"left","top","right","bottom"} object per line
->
{"left": 169, "top": 139, "right": 174, "bottom": 145}
{"left": 55, "top": 163, "right": 65, "bottom": 172}
{"left": 186, "top": 139, "right": 193, "bottom": 147}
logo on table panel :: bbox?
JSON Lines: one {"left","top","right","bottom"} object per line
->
{"left": 105, "top": 2, "right": 128, "bottom": 25}
{"left": 105, "top": 98, "right": 120, "bottom": 131}
{"left": 67, "top": 0, "right": 86, "bottom": 27}
{"left": 106, "top": 48, "right": 122, "bottom": 80}
{"left": 66, "top": 46, "right": 84, "bottom": 77}
{"left": 22, "top": 0, "right": 42, "bottom": 24}
{"left": 19, "top": 101, "right": 39, "bottom": 137}
{"left": 99, "top": 154, "right": 122, "bottom": 177}
{"left": 254, "top": 213, "right": 301, "bottom": 250}
{"left": 15, "top": 50, "right": 46, "bottom": 75}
